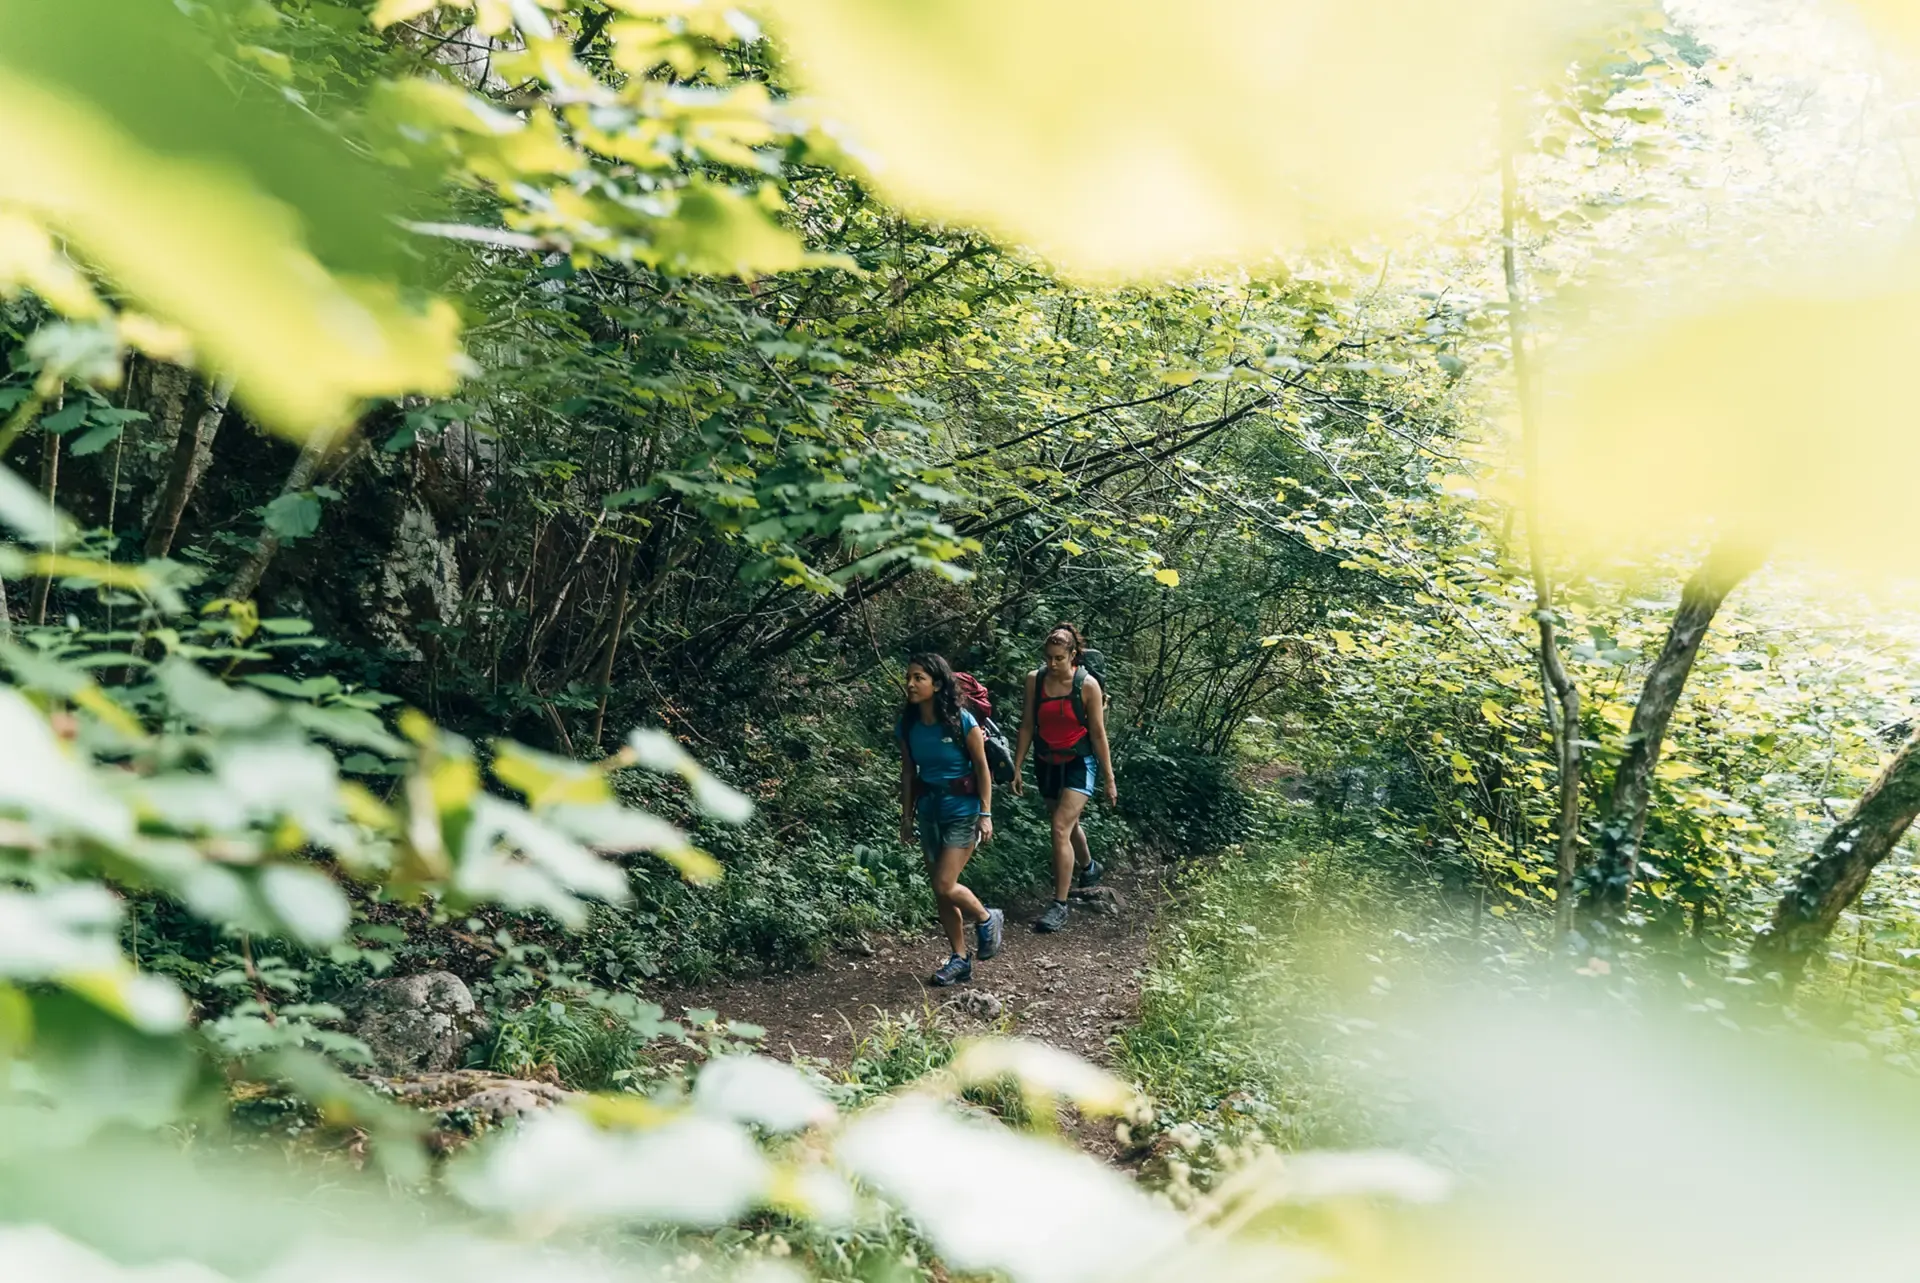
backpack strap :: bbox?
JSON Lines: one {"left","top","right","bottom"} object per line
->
{"left": 1069, "top": 665, "right": 1089, "bottom": 728}
{"left": 897, "top": 714, "right": 925, "bottom": 802}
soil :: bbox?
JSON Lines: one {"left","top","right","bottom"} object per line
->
{"left": 660, "top": 861, "right": 1169, "bottom": 1073}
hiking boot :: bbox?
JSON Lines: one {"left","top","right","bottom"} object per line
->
{"left": 975, "top": 907, "right": 1005, "bottom": 960}
{"left": 930, "top": 954, "right": 973, "bottom": 987}
{"left": 1034, "top": 900, "right": 1070, "bottom": 933}
{"left": 1077, "top": 858, "right": 1105, "bottom": 888}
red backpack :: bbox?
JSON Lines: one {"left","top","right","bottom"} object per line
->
{"left": 951, "top": 672, "right": 994, "bottom": 721}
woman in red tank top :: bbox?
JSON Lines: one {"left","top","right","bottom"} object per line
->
{"left": 1011, "top": 623, "right": 1116, "bottom": 933}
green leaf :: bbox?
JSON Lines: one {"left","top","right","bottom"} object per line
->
{"left": 259, "top": 864, "right": 351, "bottom": 947}
{"left": 40, "top": 402, "right": 89, "bottom": 435}
{"left": 241, "top": 673, "right": 335, "bottom": 698}
{"left": 262, "top": 492, "right": 322, "bottom": 540}
{"left": 605, "top": 482, "right": 664, "bottom": 509}
{"left": 0, "top": 464, "right": 73, "bottom": 545}
{"left": 0, "top": 884, "right": 122, "bottom": 977}
{"left": 288, "top": 702, "right": 405, "bottom": 755}
{"left": 67, "top": 420, "right": 124, "bottom": 456}
{"left": 157, "top": 658, "right": 277, "bottom": 730}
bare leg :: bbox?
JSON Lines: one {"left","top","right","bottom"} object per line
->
{"left": 1070, "top": 821, "right": 1092, "bottom": 873}
{"left": 1048, "top": 790, "right": 1091, "bottom": 900}
{"left": 932, "top": 844, "right": 987, "bottom": 955}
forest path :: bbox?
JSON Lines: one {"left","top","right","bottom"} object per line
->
{"left": 664, "top": 862, "right": 1169, "bottom": 1074}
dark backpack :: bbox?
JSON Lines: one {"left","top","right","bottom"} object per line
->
{"left": 952, "top": 672, "right": 1018, "bottom": 787}
{"left": 1075, "top": 649, "right": 1112, "bottom": 722}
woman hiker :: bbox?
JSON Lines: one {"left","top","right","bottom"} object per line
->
{"left": 898, "top": 652, "right": 1006, "bottom": 986}
{"left": 1012, "top": 623, "right": 1117, "bottom": 933}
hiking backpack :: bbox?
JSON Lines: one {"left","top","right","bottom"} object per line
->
{"left": 1031, "top": 649, "right": 1113, "bottom": 750}
{"left": 952, "top": 672, "right": 1018, "bottom": 786}
{"left": 899, "top": 671, "right": 1017, "bottom": 789}
{"left": 1074, "top": 649, "right": 1111, "bottom": 722}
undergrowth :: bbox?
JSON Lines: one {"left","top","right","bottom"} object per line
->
{"left": 1119, "top": 799, "right": 1496, "bottom": 1158}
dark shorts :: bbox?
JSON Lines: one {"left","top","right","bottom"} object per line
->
{"left": 1037, "top": 754, "right": 1096, "bottom": 800}
{"left": 918, "top": 807, "right": 981, "bottom": 863}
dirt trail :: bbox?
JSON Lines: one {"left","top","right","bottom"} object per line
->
{"left": 664, "top": 863, "right": 1168, "bottom": 1071}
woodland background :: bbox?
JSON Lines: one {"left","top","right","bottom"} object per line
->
{"left": 6, "top": 2, "right": 1920, "bottom": 1282}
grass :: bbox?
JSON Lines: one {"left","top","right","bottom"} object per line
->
{"left": 1117, "top": 819, "right": 1416, "bottom": 1152}
{"left": 480, "top": 994, "right": 649, "bottom": 1090}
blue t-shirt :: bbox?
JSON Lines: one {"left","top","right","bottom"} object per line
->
{"left": 900, "top": 709, "right": 981, "bottom": 822}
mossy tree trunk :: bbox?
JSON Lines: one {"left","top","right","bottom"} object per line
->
{"left": 1583, "top": 542, "right": 1761, "bottom": 930}
{"left": 1755, "top": 726, "right": 1920, "bottom": 986}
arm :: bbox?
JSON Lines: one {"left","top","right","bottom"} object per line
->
{"left": 1012, "top": 672, "right": 1036, "bottom": 796}
{"left": 1084, "top": 677, "right": 1117, "bottom": 805}
{"left": 967, "top": 724, "right": 995, "bottom": 842}
{"left": 899, "top": 743, "right": 916, "bottom": 843}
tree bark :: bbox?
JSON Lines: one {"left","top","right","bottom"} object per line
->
{"left": 1585, "top": 542, "right": 1761, "bottom": 925}
{"left": 590, "top": 541, "right": 638, "bottom": 750}
{"left": 145, "top": 374, "right": 234, "bottom": 559}
{"left": 224, "top": 431, "right": 333, "bottom": 601}
{"left": 28, "top": 398, "right": 61, "bottom": 626}
{"left": 519, "top": 510, "right": 607, "bottom": 681}
{"left": 1500, "top": 139, "right": 1583, "bottom": 935}
{"left": 1755, "top": 725, "right": 1920, "bottom": 986}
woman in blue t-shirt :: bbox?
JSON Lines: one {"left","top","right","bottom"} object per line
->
{"left": 897, "top": 652, "right": 1005, "bottom": 987}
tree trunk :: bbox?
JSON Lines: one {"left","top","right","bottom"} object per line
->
{"left": 519, "top": 510, "right": 607, "bottom": 682}
{"left": 145, "top": 374, "right": 234, "bottom": 559}
{"left": 28, "top": 401, "right": 61, "bottom": 625}
{"left": 224, "top": 431, "right": 333, "bottom": 601}
{"left": 1500, "top": 137, "right": 1583, "bottom": 935}
{"left": 1585, "top": 541, "right": 1761, "bottom": 925}
{"left": 1754, "top": 726, "right": 1920, "bottom": 986}
{"left": 590, "top": 542, "right": 638, "bottom": 750}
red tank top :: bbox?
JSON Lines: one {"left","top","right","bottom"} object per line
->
{"left": 1036, "top": 684, "right": 1086, "bottom": 753}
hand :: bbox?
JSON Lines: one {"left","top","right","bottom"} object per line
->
{"left": 978, "top": 815, "right": 995, "bottom": 844}
{"left": 1011, "top": 773, "right": 1025, "bottom": 797}
{"left": 900, "top": 821, "right": 915, "bottom": 846}
{"left": 1104, "top": 781, "right": 1119, "bottom": 807}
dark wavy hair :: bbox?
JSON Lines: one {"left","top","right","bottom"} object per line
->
{"left": 1044, "top": 622, "right": 1086, "bottom": 661}
{"left": 900, "top": 652, "right": 966, "bottom": 745}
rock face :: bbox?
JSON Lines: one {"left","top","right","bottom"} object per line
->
{"left": 368, "top": 500, "right": 463, "bottom": 662}
{"left": 349, "top": 971, "right": 481, "bottom": 1075}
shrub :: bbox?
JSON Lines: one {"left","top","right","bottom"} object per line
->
{"left": 1117, "top": 738, "right": 1252, "bottom": 855}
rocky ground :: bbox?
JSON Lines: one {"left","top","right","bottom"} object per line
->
{"left": 664, "top": 863, "right": 1168, "bottom": 1072}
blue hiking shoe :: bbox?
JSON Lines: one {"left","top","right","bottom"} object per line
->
{"left": 930, "top": 953, "right": 973, "bottom": 987}
{"left": 1077, "top": 859, "right": 1105, "bottom": 888}
{"left": 975, "top": 908, "right": 1005, "bottom": 961}
{"left": 1034, "top": 899, "right": 1070, "bottom": 933}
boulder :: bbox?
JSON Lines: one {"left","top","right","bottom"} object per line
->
{"left": 380, "top": 1070, "right": 571, "bottom": 1124}
{"left": 349, "top": 971, "right": 481, "bottom": 1075}
{"left": 460, "top": 1080, "right": 568, "bottom": 1122}
{"left": 944, "top": 990, "right": 1005, "bottom": 1022}
{"left": 1071, "top": 885, "right": 1123, "bottom": 915}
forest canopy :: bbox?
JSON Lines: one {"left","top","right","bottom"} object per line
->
{"left": 4, "top": 2, "right": 1920, "bottom": 1282}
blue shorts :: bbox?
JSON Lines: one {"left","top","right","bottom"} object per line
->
{"left": 918, "top": 808, "right": 981, "bottom": 863}
{"left": 1037, "top": 754, "right": 1096, "bottom": 800}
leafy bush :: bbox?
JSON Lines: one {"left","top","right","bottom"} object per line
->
{"left": 1116, "top": 737, "right": 1253, "bottom": 856}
